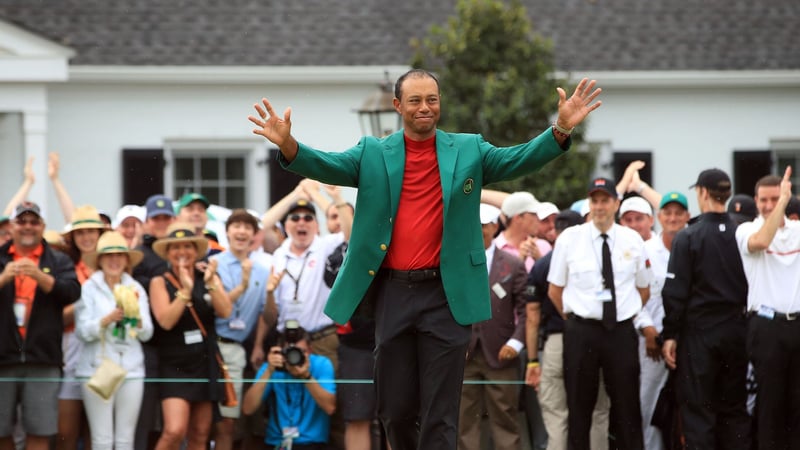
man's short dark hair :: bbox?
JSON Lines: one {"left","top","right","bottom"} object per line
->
{"left": 754, "top": 174, "right": 781, "bottom": 196}
{"left": 225, "top": 208, "right": 259, "bottom": 231}
{"left": 394, "top": 69, "right": 440, "bottom": 101}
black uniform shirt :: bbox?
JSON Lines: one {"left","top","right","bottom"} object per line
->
{"left": 661, "top": 212, "right": 748, "bottom": 340}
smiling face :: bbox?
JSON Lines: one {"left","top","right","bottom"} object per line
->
{"left": 285, "top": 208, "right": 318, "bottom": 253}
{"left": 658, "top": 203, "right": 690, "bottom": 236}
{"left": 178, "top": 201, "right": 208, "bottom": 233}
{"left": 166, "top": 241, "right": 198, "bottom": 269}
{"left": 12, "top": 213, "right": 45, "bottom": 250}
{"left": 98, "top": 252, "right": 130, "bottom": 278}
{"left": 620, "top": 211, "right": 654, "bottom": 240}
{"left": 116, "top": 217, "right": 141, "bottom": 242}
{"left": 226, "top": 221, "right": 255, "bottom": 254}
{"left": 393, "top": 75, "right": 441, "bottom": 141}
{"left": 73, "top": 228, "right": 102, "bottom": 255}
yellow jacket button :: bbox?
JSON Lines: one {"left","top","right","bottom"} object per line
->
{"left": 368, "top": 270, "right": 375, "bottom": 276}
{"left": 380, "top": 244, "right": 387, "bottom": 251}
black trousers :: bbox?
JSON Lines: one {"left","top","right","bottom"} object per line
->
{"left": 747, "top": 315, "right": 800, "bottom": 450}
{"left": 676, "top": 319, "right": 751, "bottom": 450}
{"left": 563, "top": 316, "right": 643, "bottom": 450}
{"left": 373, "top": 273, "right": 471, "bottom": 450}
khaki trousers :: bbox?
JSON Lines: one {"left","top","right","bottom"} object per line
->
{"left": 458, "top": 350, "right": 521, "bottom": 450}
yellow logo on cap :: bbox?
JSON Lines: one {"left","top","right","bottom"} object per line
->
{"left": 670, "top": 193, "right": 678, "bottom": 199}
{"left": 157, "top": 200, "right": 165, "bottom": 207}
{"left": 176, "top": 231, "right": 185, "bottom": 238}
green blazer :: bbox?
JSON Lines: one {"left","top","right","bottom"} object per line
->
{"left": 282, "top": 128, "right": 567, "bottom": 325}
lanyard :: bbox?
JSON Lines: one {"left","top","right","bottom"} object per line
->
{"left": 283, "top": 252, "right": 312, "bottom": 304}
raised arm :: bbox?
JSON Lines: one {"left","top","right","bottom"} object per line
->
{"left": 3, "top": 156, "right": 36, "bottom": 216}
{"left": 48, "top": 152, "right": 76, "bottom": 223}
{"left": 249, "top": 98, "right": 299, "bottom": 162}
{"left": 261, "top": 181, "right": 308, "bottom": 232}
{"left": 748, "top": 166, "right": 792, "bottom": 252}
{"left": 324, "top": 185, "right": 353, "bottom": 242}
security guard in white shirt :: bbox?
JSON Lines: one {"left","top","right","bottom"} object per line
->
{"left": 736, "top": 167, "right": 800, "bottom": 450}
{"left": 549, "top": 177, "right": 651, "bottom": 450}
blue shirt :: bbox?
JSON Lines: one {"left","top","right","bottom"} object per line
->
{"left": 256, "top": 354, "right": 336, "bottom": 445}
{"left": 213, "top": 251, "right": 270, "bottom": 342}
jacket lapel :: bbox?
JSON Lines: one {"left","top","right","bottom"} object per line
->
{"left": 382, "top": 131, "right": 405, "bottom": 216}
{"left": 435, "top": 129, "right": 457, "bottom": 219}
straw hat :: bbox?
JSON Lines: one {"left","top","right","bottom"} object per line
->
{"left": 63, "top": 205, "right": 106, "bottom": 237}
{"left": 84, "top": 231, "right": 144, "bottom": 270}
{"left": 152, "top": 222, "right": 208, "bottom": 261}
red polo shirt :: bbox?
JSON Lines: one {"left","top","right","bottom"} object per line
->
{"left": 383, "top": 135, "right": 443, "bottom": 270}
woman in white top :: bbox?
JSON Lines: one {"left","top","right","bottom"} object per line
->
{"left": 75, "top": 231, "right": 153, "bottom": 450}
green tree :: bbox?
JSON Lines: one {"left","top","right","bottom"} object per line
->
{"left": 411, "top": 0, "right": 597, "bottom": 208}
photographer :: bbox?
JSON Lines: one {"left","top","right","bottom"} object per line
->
{"left": 242, "top": 322, "right": 336, "bottom": 450}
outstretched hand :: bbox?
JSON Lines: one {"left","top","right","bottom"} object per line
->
{"left": 555, "top": 78, "right": 603, "bottom": 130}
{"left": 780, "top": 166, "right": 793, "bottom": 201}
{"left": 249, "top": 99, "right": 293, "bottom": 148}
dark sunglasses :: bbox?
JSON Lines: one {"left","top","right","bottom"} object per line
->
{"left": 288, "top": 214, "right": 314, "bottom": 223}
{"left": 15, "top": 218, "right": 42, "bottom": 226}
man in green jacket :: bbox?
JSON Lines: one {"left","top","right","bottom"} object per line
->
{"left": 248, "top": 69, "right": 601, "bottom": 450}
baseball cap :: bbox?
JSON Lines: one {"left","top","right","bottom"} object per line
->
{"left": 689, "top": 168, "right": 731, "bottom": 191}
{"left": 536, "top": 202, "right": 559, "bottom": 220}
{"left": 11, "top": 201, "right": 42, "bottom": 220}
{"left": 587, "top": 178, "right": 617, "bottom": 198}
{"left": 554, "top": 209, "right": 583, "bottom": 233}
{"left": 620, "top": 196, "right": 652, "bottom": 217}
{"left": 479, "top": 203, "right": 501, "bottom": 225}
{"left": 659, "top": 191, "right": 689, "bottom": 210}
{"left": 501, "top": 192, "right": 539, "bottom": 217}
{"left": 727, "top": 194, "right": 757, "bottom": 224}
{"left": 113, "top": 204, "right": 146, "bottom": 228}
{"left": 177, "top": 192, "right": 210, "bottom": 211}
{"left": 0, "top": 215, "right": 9, "bottom": 224}
{"left": 285, "top": 199, "right": 316, "bottom": 218}
{"left": 145, "top": 194, "right": 175, "bottom": 219}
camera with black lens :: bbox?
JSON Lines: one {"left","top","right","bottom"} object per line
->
{"left": 278, "top": 319, "right": 306, "bottom": 370}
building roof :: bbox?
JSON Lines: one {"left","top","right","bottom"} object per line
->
{"left": 1, "top": 0, "right": 798, "bottom": 70}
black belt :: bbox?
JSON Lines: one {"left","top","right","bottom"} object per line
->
{"left": 747, "top": 310, "right": 800, "bottom": 321}
{"left": 216, "top": 335, "right": 239, "bottom": 344}
{"left": 309, "top": 325, "right": 338, "bottom": 341}
{"left": 384, "top": 267, "right": 441, "bottom": 282}
{"left": 567, "top": 313, "right": 633, "bottom": 327}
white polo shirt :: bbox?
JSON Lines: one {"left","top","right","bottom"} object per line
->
{"left": 271, "top": 232, "right": 345, "bottom": 332}
{"left": 736, "top": 217, "right": 800, "bottom": 313}
{"left": 548, "top": 222, "right": 651, "bottom": 321}
{"left": 634, "top": 234, "right": 671, "bottom": 331}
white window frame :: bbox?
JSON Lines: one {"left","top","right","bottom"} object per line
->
{"left": 772, "top": 139, "right": 800, "bottom": 186}
{"left": 163, "top": 138, "right": 269, "bottom": 211}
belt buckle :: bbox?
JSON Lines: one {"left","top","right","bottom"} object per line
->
{"left": 787, "top": 312, "right": 797, "bottom": 321}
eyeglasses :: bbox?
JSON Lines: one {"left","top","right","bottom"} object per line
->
{"left": 288, "top": 214, "right": 314, "bottom": 223}
{"left": 15, "top": 218, "right": 42, "bottom": 226}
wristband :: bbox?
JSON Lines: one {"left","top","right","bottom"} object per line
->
{"left": 527, "top": 361, "right": 540, "bottom": 368}
{"left": 553, "top": 122, "right": 574, "bottom": 136}
{"left": 176, "top": 290, "right": 191, "bottom": 303}
{"left": 205, "top": 283, "right": 217, "bottom": 292}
